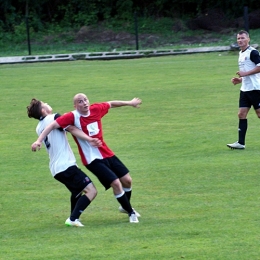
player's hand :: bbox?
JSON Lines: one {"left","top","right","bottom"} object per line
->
{"left": 31, "top": 141, "right": 42, "bottom": 151}
{"left": 131, "top": 97, "right": 142, "bottom": 108}
{"left": 231, "top": 77, "right": 242, "bottom": 85}
{"left": 89, "top": 138, "right": 102, "bottom": 147}
{"left": 236, "top": 71, "right": 247, "bottom": 77}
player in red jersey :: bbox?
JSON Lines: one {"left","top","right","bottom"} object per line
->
{"left": 31, "top": 93, "right": 142, "bottom": 223}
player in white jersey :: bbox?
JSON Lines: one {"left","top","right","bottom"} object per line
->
{"left": 27, "top": 98, "right": 101, "bottom": 227}
{"left": 31, "top": 94, "right": 142, "bottom": 223}
{"left": 227, "top": 30, "right": 260, "bottom": 149}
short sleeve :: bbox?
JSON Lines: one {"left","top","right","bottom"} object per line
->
{"left": 250, "top": 50, "right": 260, "bottom": 65}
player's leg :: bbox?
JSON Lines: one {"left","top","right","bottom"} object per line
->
{"left": 111, "top": 179, "right": 138, "bottom": 223}
{"left": 70, "top": 195, "right": 80, "bottom": 214}
{"left": 68, "top": 183, "right": 97, "bottom": 224}
{"left": 118, "top": 174, "right": 141, "bottom": 217}
{"left": 68, "top": 168, "right": 97, "bottom": 226}
{"left": 109, "top": 156, "right": 141, "bottom": 218}
{"left": 237, "top": 90, "right": 260, "bottom": 146}
{"left": 252, "top": 90, "right": 260, "bottom": 119}
{"left": 110, "top": 178, "right": 132, "bottom": 212}
{"left": 54, "top": 168, "right": 79, "bottom": 213}
{"left": 91, "top": 166, "right": 133, "bottom": 214}
{"left": 255, "top": 108, "right": 260, "bottom": 117}
{"left": 227, "top": 91, "right": 249, "bottom": 149}
{"left": 108, "top": 155, "right": 133, "bottom": 201}
{"left": 120, "top": 173, "right": 132, "bottom": 201}
{"left": 82, "top": 182, "right": 97, "bottom": 201}
{"left": 86, "top": 159, "right": 139, "bottom": 223}
{"left": 56, "top": 166, "right": 97, "bottom": 227}
{"left": 70, "top": 177, "right": 97, "bottom": 213}
{"left": 237, "top": 107, "right": 249, "bottom": 145}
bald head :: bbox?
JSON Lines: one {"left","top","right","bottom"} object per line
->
{"left": 73, "top": 93, "right": 90, "bottom": 115}
{"left": 73, "top": 93, "right": 87, "bottom": 105}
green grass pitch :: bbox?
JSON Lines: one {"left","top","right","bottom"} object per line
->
{"left": 0, "top": 52, "right": 260, "bottom": 259}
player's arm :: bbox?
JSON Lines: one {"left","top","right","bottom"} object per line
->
{"left": 31, "top": 120, "right": 60, "bottom": 151}
{"left": 54, "top": 114, "right": 101, "bottom": 147}
{"left": 237, "top": 65, "right": 260, "bottom": 77}
{"left": 66, "top": 126, "right": 102, "bottom": 147}
{"left": 108, "top": 98, "right": 142, "bottom": 108}
{"left": 237, "top": 50, "right": 260, "bottom": 77}
{"left": 54, "top": 113, "right": 99, "bottom": 144}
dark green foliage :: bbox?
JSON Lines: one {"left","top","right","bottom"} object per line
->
{"left": 0, "top": 0, "right": 259, "bottom": 33}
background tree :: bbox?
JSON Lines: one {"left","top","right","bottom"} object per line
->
{"left": 0, "top": 0, "right": 259, "bottom": 32}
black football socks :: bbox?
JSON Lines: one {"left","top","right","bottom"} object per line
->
{"left": 70, "top": 195, "right": 91, "bottom": 221}
{"left": 238, "top": 119, "right": 247, "bottom": 145}
{"left": 116, "top": 192, "right": 134, "bottom": 215}
{"left": 123, "top": 187, "right": 132, "bottom": 202}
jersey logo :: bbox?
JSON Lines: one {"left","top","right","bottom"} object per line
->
{"left": 87, "top": 122, "right": 99, "bottom": 136}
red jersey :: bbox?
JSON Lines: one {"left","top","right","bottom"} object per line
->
{"left": 56, "top": 102, "right": 114, "bottom": 165}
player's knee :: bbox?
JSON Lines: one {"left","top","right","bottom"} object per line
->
{"left": 87, "top": 189, "right": 97, "bottom": 201}
{"left": 84, "top": 184, "right": 98, "bottom": 200}
{"left": 238, "top": 113, "right": 246, "bottom": 119}
{"left": 124, "top": 176, "right": 132, "bottom": 187}
{"left": 112, "top": 178, "right": 121, "bottom": 188}
{"left": 121, "top": 174, "right": 132, "bottom": 187}
{"left": 91, "top": 187, "right": 98, "bottom": 198}
{"left": 111, "top": 179, "right": 123, "bottom": 192}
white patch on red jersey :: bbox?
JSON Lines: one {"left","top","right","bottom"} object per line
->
{"left": 87, "top": 122, "right": 99, "bottom": 136}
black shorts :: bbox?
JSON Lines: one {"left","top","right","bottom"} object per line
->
{"left": 86, "top": 155, "right": 129, "bottom": 190}
{"left": 239, "top": 90, "right": 260, "bottom": 110}
{"left": 54, "top": 165, "right": 92, "bottom": 198}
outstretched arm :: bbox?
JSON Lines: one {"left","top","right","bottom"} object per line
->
{"left": 31, "top": 120, "right": 60, "bottom": 151}
{"left": 67, "top": 126, "right": 102, "bottom": 147}
{"left": 108, "top": 97, "right": 142, "bottom": 108}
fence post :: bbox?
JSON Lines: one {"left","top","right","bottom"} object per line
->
{"left": 26, "top": 0, "right": 31, "bottom": 55}
{"left": 244, "top": 6, "right": 249, "bottom": 33}
{"left": 134, "top": 11, "right": 139, "bottom": 50}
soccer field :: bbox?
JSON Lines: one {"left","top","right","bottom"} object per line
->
{"left": 1, "top": 53, "right": 260, "bottom": 259}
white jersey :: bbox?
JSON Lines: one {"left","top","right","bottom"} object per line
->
{"left": 239, "top": 46, "right": 260, "bottom": 92}
{"left": 36, "top": 114, "right": 77, "bottom": 177}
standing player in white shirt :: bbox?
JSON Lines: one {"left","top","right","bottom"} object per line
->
{"left": 27, "top": 98, "right": 101, "bottom": 227}
{"left": 31, "top": 94, "right": 142, "bottom": 223}
{"left": 227, "top": 30, "right": 260, "bottom": 149}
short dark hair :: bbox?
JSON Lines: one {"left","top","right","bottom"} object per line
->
{"left": 27, "top": 98, "right": 42, "bottom": 120}
{"left": 238, "top": 30, "right": 249, "bottom": 37}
